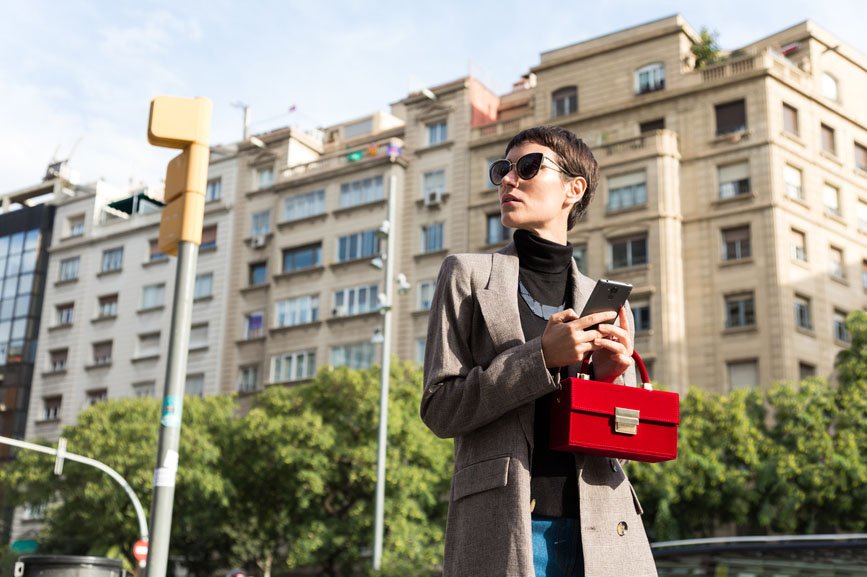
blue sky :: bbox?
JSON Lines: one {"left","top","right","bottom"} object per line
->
{"left": 2, "top": 0, "right": 865, "bottom": 193}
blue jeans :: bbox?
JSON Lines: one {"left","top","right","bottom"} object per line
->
{"left": 531, "top": 516, "right": 584, "bottom": 577}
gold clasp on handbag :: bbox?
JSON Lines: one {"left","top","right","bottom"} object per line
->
{"left": 614, "top": 407, "right": 639, "bottom": 435}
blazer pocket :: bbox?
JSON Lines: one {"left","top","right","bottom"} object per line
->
{"left": 628, "top": 482, "right": 644, "bottom": 516}
{"left": 453, "top": 455, "right": 510, "bottom": 501}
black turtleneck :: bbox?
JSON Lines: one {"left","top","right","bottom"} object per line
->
{"left": 513, "top": 229, "right": 580, "bottom": 519}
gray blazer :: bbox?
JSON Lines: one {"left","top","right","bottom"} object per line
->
{"left": 421, "top": 243, "right": 657, "bottom": 577}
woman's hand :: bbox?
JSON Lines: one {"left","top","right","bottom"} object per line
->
{"left": 541, "top": 309, "right": 615, "bottom": 368}
{"left": 590, "top": 307, "right": 634, "bottom": 382}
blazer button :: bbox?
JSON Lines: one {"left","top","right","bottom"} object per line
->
{"left": 617, "top": 521, "right": 628, "bottom": 536}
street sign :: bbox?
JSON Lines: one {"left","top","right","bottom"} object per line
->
{"left": 133, "top": 539, "right": 149, "bottom": 562}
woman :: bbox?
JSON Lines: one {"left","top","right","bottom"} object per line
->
{"left": 421, "top": 126, "right": 657, "bottom": 577}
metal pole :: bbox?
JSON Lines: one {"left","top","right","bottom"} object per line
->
{"left": 372, "top": 174, "right": 397, "bottom": 571}
{"left": 0, "top": 435, "right": 148, "bottom": 540}
{"left": 145, "top": 240, "right": 198, "bottom": 577}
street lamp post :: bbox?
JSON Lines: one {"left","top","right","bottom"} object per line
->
{"left": 372, "top": 174, "right": 400, "bottom": 571}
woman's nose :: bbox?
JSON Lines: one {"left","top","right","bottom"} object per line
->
{"left": 500, "top": 166, "right": 519, "bottom": 187}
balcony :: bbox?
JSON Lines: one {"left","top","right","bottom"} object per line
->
{"left": 471, "top": 115, "right": 537, "bottom": 141}
{"left": 688, "top": 48, "right": 810, "bottom": 90}
{"left": 281, "top": 137, "right": 404, "bottom": 180}
{"left": 593, "top": 129, "right": 680, "bottom": 166}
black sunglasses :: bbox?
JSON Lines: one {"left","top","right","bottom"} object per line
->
{"left": 489, "top": 152, "right": 571, "bottom": 186}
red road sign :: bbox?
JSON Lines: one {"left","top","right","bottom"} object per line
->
{"left": 133, "top": 539, "right": 148, "bottom": 561}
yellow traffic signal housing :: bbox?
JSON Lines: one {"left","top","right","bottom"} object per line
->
{"left": 147, "top": 96, "right": 212, "bottom": 256}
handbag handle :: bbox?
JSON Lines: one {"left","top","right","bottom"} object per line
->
{"left": 578, "top": 350, "right": 653, "bottom": 390}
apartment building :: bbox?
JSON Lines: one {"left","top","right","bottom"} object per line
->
{"left": 464, "top": 15, "right": 867, "bottom": 393}
{"left": 23, "top": 157, "right": 238, "bottom": 443}
{"left": 219, "top": 113, "right": 411, "bottom": 399}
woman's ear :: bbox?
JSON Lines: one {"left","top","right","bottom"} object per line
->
{"left": 565, "top": 176, "right": 587, "bottom": 207}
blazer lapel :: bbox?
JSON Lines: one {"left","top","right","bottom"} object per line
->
{"left": 476, "top": 247, "right": 524, "bottom": 354}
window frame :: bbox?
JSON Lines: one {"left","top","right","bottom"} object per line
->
{"left": 724, "top": 293, "right": 756, "bottom": 329}
{"left": 551, "top": 86, "right": 578, "bottom": 118}
{"left": 608, "top": 234, "right": 649, "bottom": 270}
{"left": 635, "top": 63, "right": 665, "bottom": 95}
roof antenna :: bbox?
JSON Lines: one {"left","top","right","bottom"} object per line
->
{"left": 231, "top": 101, "right": 251, "bottom": 140}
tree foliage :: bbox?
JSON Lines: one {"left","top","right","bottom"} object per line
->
{"left": 0, "top": 362, "right": 451, "bottom": 577}
{"left": 691, "top": 27, "right": 721, "bottom": 69}
{"left": 631, "top": 310, "right": 867, "bottom": 540}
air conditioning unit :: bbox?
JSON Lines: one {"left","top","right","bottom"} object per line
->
{"left": 251, "top": 235, "right": 267, "bottom": 249}
{"left": 332, "top": 305, "right": 348, "bottom": 318}
{"left": 424, "top": 190, "right": 443, "bottom": 207}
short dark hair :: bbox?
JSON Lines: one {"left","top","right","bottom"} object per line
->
{"left": 505, "top": 125, "right": 598, "bottom": 230}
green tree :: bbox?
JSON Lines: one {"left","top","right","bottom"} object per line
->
{"left": 691, "top": 27, "right": 721, "bottom": 69}
{"left": 223, "top": 361, "right": 452, "bottom": 577}
{"left": 0, "top": 395, "right": 235, "bottom": 576}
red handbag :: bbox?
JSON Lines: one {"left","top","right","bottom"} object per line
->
{"left": 550, "top": 351, "right": 679, "bottom": 463}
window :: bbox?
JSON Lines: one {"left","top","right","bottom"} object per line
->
{"left": 185, "top": 374, "right": 204, "bottom": 397}
{"left": 822, "top": 183, "right": 841, "bottom": 216}
{"left": 275, "top": 296, "right": 319, "bottom": 327}
{"left": 639, "top": 118, "right": 665, "bottom": 133}
{"left": 609, "top": 234, "right": 648, "bottom": 269}
{"left": 486, "top": 158, "right": 499, "bottom": 188}
{"left": 551, "top": 86, "right": 577, "bottom": 117}
{"left": 799, "top": 362, "right": 816, "bottom": 380}
{"left": 418, "top": 280, "right": 436, "bottom": 310}
{"left": 782, "top": 103, "right": 799, "bottom": 136}
{"left": 422, "top": 169, "right": 446, "bottom": 198}
{"left": 631, "top": 298, "right": 651, "bottom": 332}
{"left": 721, "top": 226, "right": 751, "bottom": 261}
{"left": 49, "top": 349, "right": 68, "bottom": 372}
{"left": 821, "top": 73, "right": 838, "bottom": 102}
{"left": 486, "top": 214, "right": 510, "bottom": 245}
{"left": 43, "top": 396, "right": 62, "bottom": 420}
{"left": 635, "top": 63, "right": 665, "bottom": 94}
{"left": 149, "top": 239, "right": 168, "bottom": 262}
{"left": 829, "top": 246, "right": 845, "bottom": 279}
{"left": 55, "top": 303, "right": 74, "bottom": 326}
{"left": 137, "top": 333, "right": 160, "bottom": 358}
{"left": 59, "top": 257, "right": 80, "bottom": 281}
{"left": 718, "top": 162, "right": 750, "bottom": 199}
{"left": 791, "top": 229, "right": 807, "bottom": 262}
{"left": 728, "top": 360, "right": 758, "bottom": 391}
{"left": 344, "top": 118, "right": 373, "bottom": 139}
{"left": 858, "top": 201, "right": 867, "bottom": 233}
{"left": 421, "top": 223, "right": 444, "bottom": 253}
{"left": 415, "top": 338, "right": 426, "bottom": 364}
{"left": 189, "top": 323, "right": 208, "bottom": 350}
{"left": 330, "top": 342, "right": 375, "bottom": 369}
{"left": 98, "top": 294, "right": 118, "bottom": 318}
{"left": 821, "top": 124, "right": 836, "bottom": 155}
{"left": 834, "top": 310, "right": 850, "bottom": 343}
{"left": 134, "top": 382, "right": 156, "bottom": 398}
{"left": 337, "top": 230, "right": 379, "bottom": 262}
{"left": 67, "top": 214, "right": 85, "bottom": 237}
{"left": 142, "top": 284, "right": 165, "bottom": 310}
{"left": 855, "top": 143, "right": 867, "bottom": 172}
{"left": 283, "top": 189, "right": 325, "bottom": 222}
{"left": 251, "top": 210, "right": 271, "bottom": 236}
{"left": 92, "top": 341, "right": 112, "bottom": 365}
{"left": 194, "top": 273, "right": 213, "bottom": 299}
{"left": 201, "top": 225, "right": 217, "bottom": 249}
{"left": 794, "top": 294, "right": 812, "bottom": 330}
{"left": 271, "top": 350, "right": 316, "bottom": 383}
{"left": 257, "top": 167, "right": 274, "bottom": 189}
{"left": 237, "top": 365, "right": 259, "bottom": 392}
{"left": 784, "top": 165, "right": 803, "bottom": 200}
{"left": 427, "top": 121, "right": 447, "bottom": 146}
{"left": 205, "top": 178, "right": 222, "bottom": 202}
{"left": 249, "top": 262, "right": 267, "bottom": 286}
{"left": 333, "top": 284, "right": 379, "bottom": 316}
{"left": 101, "top": 248, "right": 123, "bottom": 273}
{"left": 725, "top": 293, "right": 756, "bottom": 328}
{"left": 607, "top": 171, "right": 647, "bottom": 210}
{"left": 283, "top": 243, "right": 322, "bottom": 272}
{"left": 244, "top": 311, "right": 264, "bottom": 339}
{"left": 715, "top": 100, "right": 746, "bottom": 136}
{"left": 573, "top": 245, "right": 588, "bottom": 275}
{"left": 340, "top": 176, "right": 384, "bottom": 208}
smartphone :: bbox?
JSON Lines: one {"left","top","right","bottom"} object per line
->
{"left": 578, "top": 279, "right": 633, "bottom": 330}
